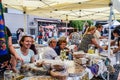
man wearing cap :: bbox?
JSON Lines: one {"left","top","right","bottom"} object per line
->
{"left": 42, "top": 38, "right": 58, "bottom": 59}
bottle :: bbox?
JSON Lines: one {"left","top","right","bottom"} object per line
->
{"left": 88, "top": 44, "right": 95, "bottom": 54}
{"left": 4, "top": 70, "right": 13, "bottom": 80}
{"left": 95, "top": 49, "right": 99, "bottom": 55}
{"left": 60, "top": 50, "right": 66, "bottom": 61}
{"left": 68, "top": 49, "right": 73, "bottom": 60}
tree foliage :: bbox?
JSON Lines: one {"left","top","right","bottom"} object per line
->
{"left": 69, "top": 20, "right": 93, "bottom": 31}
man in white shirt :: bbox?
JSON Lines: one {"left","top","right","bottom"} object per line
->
{"left": 94, "top": 24, "right": 106, "bottom": 44}
{"left": 42, "top": 38, "right": 58, "bottom": 59}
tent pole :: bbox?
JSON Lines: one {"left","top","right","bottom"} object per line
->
{"left": 66, "top": 15, "right": 68, "bottom": 36}
{"left": 108, "top": 2, "right": 113, "bottom": 58}
{"left": 24, "top": 13, "right": 27, "bottom": 33}
{"left": 107, "top": 2, "right": 113, "bottom": 80}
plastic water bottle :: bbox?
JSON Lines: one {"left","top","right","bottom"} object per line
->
{"left": 68, "top": 49, "right": 73, "bottom": 60}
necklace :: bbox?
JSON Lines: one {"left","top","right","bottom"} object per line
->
{"left": 20, "top": 48, "right": 28, "bottom": 56}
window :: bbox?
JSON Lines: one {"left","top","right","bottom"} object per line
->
{"left": 30, "top": 28, "right": 35, "bottom": 35}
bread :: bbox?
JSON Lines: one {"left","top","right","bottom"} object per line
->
{"left": 73, "top": 53, "right": 85, "bottom": 59}
{"left": 36, "top": 62, "right": 42, "bottom": 67}
{"left": 52, "top": 64, "right": 65, "bottom": 71}
{"left": 50, "top": 70, "right": 68, "bottom": 80}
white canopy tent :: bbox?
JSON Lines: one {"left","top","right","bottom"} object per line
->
{"left": 112, "top": 0, "right": 120, "bottom": 13}
{"left": 103, "top": 20, "right": 120, "bottom": 28}
{"left": 2, "top": 0, "right": 120, "bottom": 20}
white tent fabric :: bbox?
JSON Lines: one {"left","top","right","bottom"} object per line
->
{"left": 2, "top": 0, "right": 120, "bottom": 20}
{"left": 112, "top": 0, "right": 120, "bottom": 13}
{"left": 103, "top": 20, "right": 120, "bottom": 28}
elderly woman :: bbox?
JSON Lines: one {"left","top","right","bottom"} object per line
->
{"left": 78, "top": 26, "right": 103, "bottom": 53}
{"left": 11, "top": 35, "right": 35, "bottom": 72}
{"left": 55, "top": 39, "right": 69, "bottom": 56}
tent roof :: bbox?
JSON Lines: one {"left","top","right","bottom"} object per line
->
{"left": 2, "top": 0, "right": 120, "bottom": 20}
{"left": 103, "top": 20, "right": 120, "bottom": 28}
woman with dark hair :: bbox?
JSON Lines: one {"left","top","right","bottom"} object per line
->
{"left": 30, "top": 36, "right": 39, "bottom": 61}
{"left": 111, "top": 29, "right": 120, "bottom": 53}
{"left": 30, "top": 37, "right": 38, "bottom": 55}
{"left": 11, "top": 35, "right": 35, "bottom": 72}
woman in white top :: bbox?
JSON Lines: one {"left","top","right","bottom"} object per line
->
{"left": 11, "top": 35, "right": 35, "bottom": 72}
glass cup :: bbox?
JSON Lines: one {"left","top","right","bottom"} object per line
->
{"left": 4, "top": 70, "right": 13, "bottom": 80}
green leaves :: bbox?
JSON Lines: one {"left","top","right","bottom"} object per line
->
{"left": 69, "top": 20, "right": 93, "bottom": 31}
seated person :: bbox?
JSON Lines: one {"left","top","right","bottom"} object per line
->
{"left": 111, "top": 29, "right": 120, "bottom": 53}
{"left": 78, "top": 26, "right": 103, "bottom": 53}
{"left": 11, "top": 35, "right": 35, "bottom": 72}
{"left": 42, "top": 38, "right": 58, "bottom": 59}
{"left": 55, "top": 39, "right": 69, "bottom": 56}
{"left": 56, "top": 36, "right": 67, "bottom": 46}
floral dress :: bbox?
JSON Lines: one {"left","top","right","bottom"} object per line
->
{"left": 78, "top": 34, "right": 94, "bottom": 52}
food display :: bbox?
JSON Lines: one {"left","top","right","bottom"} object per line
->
{"left": 68, "top": 65, "right": 85, "bottom": 77}
{"left": 51, "top": 64, "right": 65, "bottom": 71}
{"left": 73, "top": 52, "right": 86, "bottom": 69}
{"left": 20, "top": 59, "right": 88, "bottom": 80}
{"left": 73, "top": 58, "right": 87, "bottom": 65}
{"left": 22, "top": 76, "right": 54, "bottom": 80}
{"left": 20, "top": 62, "right": 49, "bottom": 76}
{"left": 73, "top": 51, "right": 85, "bottom": 59}
{"left": 36, "top": 61, "right": 43, "bottom": 67}
{"left": 50, "top": 70, "right": 68, "bottom": 80}
{"left": 50, "top": 64, "right": 68, "bottom": 80}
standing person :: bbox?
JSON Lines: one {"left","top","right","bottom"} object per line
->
{"left": 18, "top": 28, "right": 25, "bottom": 42}
{"left": 78, "top": 26, "right": 103, "bottom": 53}
{"left": 111, "top": 29, "right": 120, "bottom": 53}
{"left": 94, "top": 24, "right": 107, "bottom": 44}
{"left": 0, "top": 2, "right": 22, "bottom": 74}
{"left": 48, "top": 29, "right": 53, "bottom": 38}
{"left": 53, "top": 27, "right": 58, "bottom": 39}
{"left": 44, "top": 29, "right": 49, "bottom": 42}
{"left": 0, "top": 26, "right": 23, "bottom": 73}
{"left": 110, "top": 28, "right": 120, "bottom": 64}
{"left": 38, "top": 26, "right": 44, "bottom": 44}
{"left": 16, "top": 28, "right": 21, "bottom": 42}
{"left": 82, "top": 23, "right": 89, "bottom": 34}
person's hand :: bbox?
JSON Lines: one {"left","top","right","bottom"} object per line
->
{"left": 74, "top": 45, "right": 78, "bottom": 52}
{"left": 15, "top": 55, "right": 24, "bottom": 63}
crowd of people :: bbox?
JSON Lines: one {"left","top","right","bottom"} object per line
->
{"left": 1, "top": 24, "right": 120, "bottom": 80}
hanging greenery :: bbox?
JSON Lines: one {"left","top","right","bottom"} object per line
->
{"left": 69, "top": 20, "right": 93, "bottom": 31}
